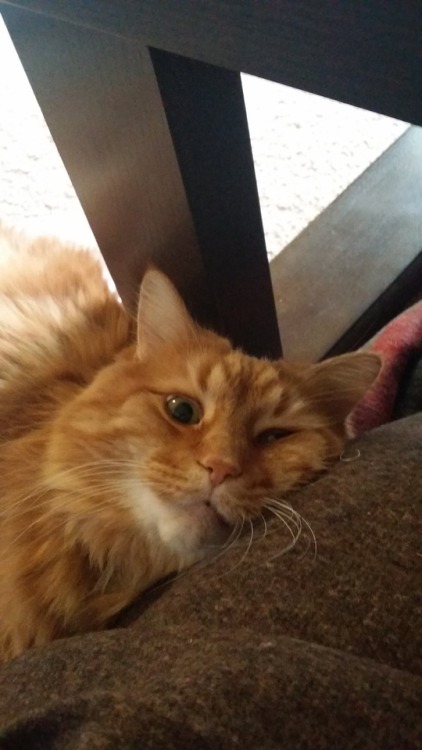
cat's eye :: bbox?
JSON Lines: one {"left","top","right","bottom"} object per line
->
{"left": 256, "top": 428, "right": 293, "bottom": 445}
{"left": 166, "top": 395, "right": 202, "bottom": 425}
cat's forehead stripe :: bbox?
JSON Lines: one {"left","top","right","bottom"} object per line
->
{"left": 195, "top": 355, "right": 218, "bottom": 391}
{"left": 199, "top": 356, "right": 244, "bottom": 394}
{"left": 195, "top": 355, "right": 285, "bottom": 409}
{"left": 205, "top": 360, "right": 231, "bottom": 394}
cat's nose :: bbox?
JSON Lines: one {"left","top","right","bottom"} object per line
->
{"left": 200, "top": 456, "right": 241, "bottom": 487}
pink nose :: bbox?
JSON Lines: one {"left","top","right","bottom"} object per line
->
{"left": 200, "top": 456, "right": 241, "bottom": 487}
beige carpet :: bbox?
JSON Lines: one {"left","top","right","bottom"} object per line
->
{"left": 0, "top": 16, "right": 409, "bottom": 261}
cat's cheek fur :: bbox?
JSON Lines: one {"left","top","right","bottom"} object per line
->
{"left": 212, "top": 429, "right": 342, "bottom": 522}
{"left": 267, "top": 429, "right": 343, "bottom": 487}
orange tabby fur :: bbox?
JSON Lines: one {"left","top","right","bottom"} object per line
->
{"left": 0, "top": 224, "right": 381, "bottom": 661}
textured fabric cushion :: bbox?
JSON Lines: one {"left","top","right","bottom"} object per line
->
{"left": 0, "top": 415, "right": 421, "bottom": 749}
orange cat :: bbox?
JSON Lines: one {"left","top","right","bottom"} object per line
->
{"left": 0, "top": 224, "right": 381, "bottom": 661}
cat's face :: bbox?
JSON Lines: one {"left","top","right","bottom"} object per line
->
{"left": 46, "top": 270, "right": 381, "bottom": 568}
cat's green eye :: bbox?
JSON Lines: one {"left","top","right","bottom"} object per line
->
{"left": 166, "top": 395, "right": 202, "bottom": 425}
{"left": 256, "top": 428, "right": 293, "bottom": 445}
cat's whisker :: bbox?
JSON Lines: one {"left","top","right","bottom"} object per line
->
{"left": 295, "top": 512, "right": 318, "bottom": 563}
{"left": 253, "top": 512, "right": 269, "bottom": 542}
{"left": 213, "top": 516, "right": 258, "bottom": 580}
{"left": 264, "top": 505, "right": 302, "bottom": 544}
{"left": 270, "top": 505, "right": 302, "bottom": 537}
{"left": 3, "top": 480, "right": 126, "bottom": 520}
{"left": 0, "top": 495, "right": 125, "bottom": 559}
{"left": 225, "top": 518, "right": 246, "bottom": 550}
{"left": 264, "top": 506, "right": 300, "bottom": 555}
{"left": 263, "top": 498, "right": 317, "bottom": 562}
{"left": 261, "top": 512, "right": 268, "bottom": 537}
{"left": 243, "top": 518, "right": 255, "bottom": 563}
{"left": 2, "top": 463, "right": 139, "bottom": 515}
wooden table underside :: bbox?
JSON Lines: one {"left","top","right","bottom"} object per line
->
{"left": 2, "top": 0, "right": 421, "bottom": 359}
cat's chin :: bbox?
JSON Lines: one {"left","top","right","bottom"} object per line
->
{"left": 167, "top": 497, "right": 234, "bottom": 561}
{"left": 129, "top": 485, "right": 232, "bottom": 561}
{"left": 200, "top": 500, "right": 233, "bottom": 535}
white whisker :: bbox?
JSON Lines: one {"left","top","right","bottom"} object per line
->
{"left": 262, "top": 496, "right": 317, "bottom": 563}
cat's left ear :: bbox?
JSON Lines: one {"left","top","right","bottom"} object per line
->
{"left": 301, "top": 351, "right": 382, "bottom": 424}
{"left": 136, "top": 268, "right": 197, "bottom": 358}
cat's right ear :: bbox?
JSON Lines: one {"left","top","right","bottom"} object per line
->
{"left": 136, "top": 269, "right": 197, "bottom": 359}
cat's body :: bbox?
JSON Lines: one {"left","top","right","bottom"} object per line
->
{"left": 0, "top": 224, "right": 381, "bottom": 661}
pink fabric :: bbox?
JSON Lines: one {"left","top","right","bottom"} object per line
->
{"left": 349, "top": 301, "right": 422, "bottom": 436}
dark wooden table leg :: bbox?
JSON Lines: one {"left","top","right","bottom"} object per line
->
{"left": 150, "top": 49, "right": 282, "bottom": 358}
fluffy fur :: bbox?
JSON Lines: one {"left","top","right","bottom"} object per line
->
{"left": 0, "top": 225, "right": 381, "bottom": 661}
